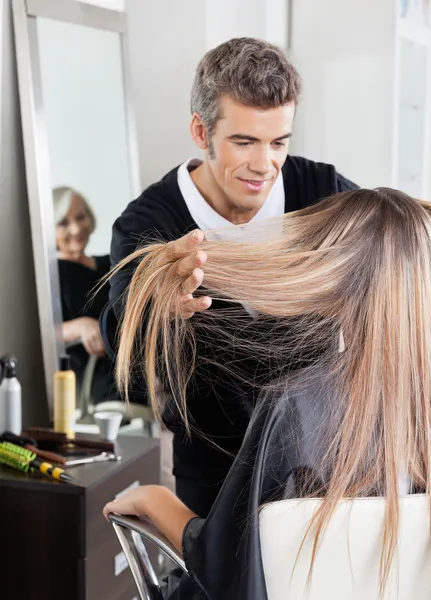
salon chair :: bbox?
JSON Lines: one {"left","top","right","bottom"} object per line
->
{"left": 109, "top": 494, "right": 431, "bottom": 599}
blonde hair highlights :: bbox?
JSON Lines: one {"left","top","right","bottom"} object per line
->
{"left": 111, "top": 188, "right": 431, "bottom": 590}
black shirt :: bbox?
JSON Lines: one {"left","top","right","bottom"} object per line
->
{"left": 58, "top": 255, "right": 119, "bottom": 403}
{"left": 100, "top": 155, "right": 358, "bottom": 516}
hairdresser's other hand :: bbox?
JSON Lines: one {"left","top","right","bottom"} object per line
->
{"left": 169, "top": 229, "right": 212, "bottom": 319}
{"left": 78, "top": 317, "right": 106, "bottom": 357}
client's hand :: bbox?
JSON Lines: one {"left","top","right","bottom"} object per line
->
{"left": 167, "top": 229, "right": 212, "bottom": 319}
{"left": 103, "top": 485, "right": 198, "bottom": 553}
{"left": 103, "top": 486, "right": 149, "bottom": 519}
{"left": 78, "top": 317, "right": 106, "bottom": 357}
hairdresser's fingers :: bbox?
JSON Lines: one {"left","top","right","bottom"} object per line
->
{"left": 179, "top": 295, "right": 212, "bottom": 319}
{"left": 169, "top": 229, "right": 204, "bottom": 260}
{"left": 176, "top": 250, "right": 207, "bottom": 279}
{"left": 181, "top": 267, "right": 205, "bottom": 295}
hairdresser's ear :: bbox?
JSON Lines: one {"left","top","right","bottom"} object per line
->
{"left": 190, "top": 113, "right": 209, "bottom": 151}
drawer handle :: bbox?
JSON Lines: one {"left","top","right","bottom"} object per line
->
{"left": 115, "top": 480, "right": 140, "bottom": 499}
{"left": 114, "top": 550, "right": 129, "bottom": 576}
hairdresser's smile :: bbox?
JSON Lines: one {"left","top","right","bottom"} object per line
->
{"left": 238, "top": 177, "right": 272, "bottom": 193}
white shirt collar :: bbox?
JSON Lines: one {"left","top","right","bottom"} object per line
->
{"left": 177, "top": 158, "right": 285, "bottom": 239}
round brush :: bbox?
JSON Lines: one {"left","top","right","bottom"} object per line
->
{"left": 0, "top": 431, "right": 67, "bottom": 464}
{"left": 0, "top": 441, "right": 78, "bottom": 484}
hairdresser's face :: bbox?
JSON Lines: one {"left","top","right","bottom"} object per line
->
{"left": 203, "top": 96, "right": 295, "bottom": 212}
{"left": 56, "top": 195, "right": 93, "bottom": 257}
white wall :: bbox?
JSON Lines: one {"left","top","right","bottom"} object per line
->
{"left": 289, "top": 0, "right": 396, "bottom": 188}
{"left": 127, "top": 0, "right": 207, "bottom": 188}
{"left": 37, "top": 17, "right": 132, "bottom": 256}
{"left": 206, "top": 0, "right": 265, "bottom": 49}
{"left": 78, "top": 0, "right": 125, "bottom": 8}
{"left": 205, "top": 0, "right": 288, "bottom": 50}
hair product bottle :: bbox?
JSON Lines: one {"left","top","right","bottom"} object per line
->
{"left": 53, "top": 355, "right": 76, "bottom": 437}
{"left": 0, "top": 355, "right": 22, "bottom": 435}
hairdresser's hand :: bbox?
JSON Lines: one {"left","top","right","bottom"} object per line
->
{"left": 169, "top": 229, "right": 212, "bottom": 319}
{"left": 77, "top": 317, "right": 106, "bottom": 357}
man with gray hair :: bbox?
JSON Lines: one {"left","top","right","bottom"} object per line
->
{"left": 101, "top": 37, "right": 357, "bottom": 517}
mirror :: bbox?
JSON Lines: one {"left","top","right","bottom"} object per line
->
{"left": 13, "top": 0, "right": 140, "bottom": 421}
{"left": 41, "top": 16, "right": 130, "bottom": 415}
{"left": 39, "top": 17, "right": 131, "bottom": 256}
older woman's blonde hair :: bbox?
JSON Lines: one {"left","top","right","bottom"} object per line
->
{"left": 52, "top": 186, "right": 96, "bottom": 232}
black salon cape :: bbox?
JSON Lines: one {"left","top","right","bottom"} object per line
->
{"left": 164, "top": 378, "right": 331, "bottom": 600}
{"left": 101, "top": 155, "right": 358, "bottom": 517}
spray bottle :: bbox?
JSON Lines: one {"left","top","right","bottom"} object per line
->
{"left": 0, "top": 355, "right": 22, "bottom": 435}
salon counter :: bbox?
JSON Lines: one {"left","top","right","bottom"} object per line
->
{"left": 0, "top": 435, "right": 160, "bottom": 600}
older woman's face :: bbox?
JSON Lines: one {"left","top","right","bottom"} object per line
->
{"left": 56, "top": 195, "right": 93, "bottom": 256}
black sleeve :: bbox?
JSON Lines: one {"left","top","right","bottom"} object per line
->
{"left": 109, "top": 196, "right": 180, "bottom": 322}
{"left": 99, "top": 210, "right": 165, "bottom": 409}
{"left": 58, "top": 262, "right": 76, "bottom": 322}
{"left": 60, "top": 288, "right": 71, "bottom": 322}
{"left": 336, "top": 171, "right": 359, "bottom": 192}
{"left": 100, "top": 191, "right": 180, "bottom": 356}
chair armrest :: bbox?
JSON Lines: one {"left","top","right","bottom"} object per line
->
{"left": 109, "top": 513, "right": 188, "bottom": 573}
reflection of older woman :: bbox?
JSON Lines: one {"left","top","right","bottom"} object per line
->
{"left": 53, "top": 186, "right": 119, "bottom": 403}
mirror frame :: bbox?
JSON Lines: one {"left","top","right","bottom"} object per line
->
{"left": 12, "top": 0, "right": 141, "bottom": 418}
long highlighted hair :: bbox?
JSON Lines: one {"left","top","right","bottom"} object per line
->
{"left": 110, "top": 188, "right": 431, "bottom": 589}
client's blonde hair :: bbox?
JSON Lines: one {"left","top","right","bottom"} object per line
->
{"left": 110, "top": 187, "right": 431, "bottom": 590}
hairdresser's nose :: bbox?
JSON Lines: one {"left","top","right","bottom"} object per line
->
{"left": 248, "top": 145, "right": 272, "bottom": 176}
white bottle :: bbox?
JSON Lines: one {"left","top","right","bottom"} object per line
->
{"left": 0, "top": 355, "right": 22, "bottom": 435}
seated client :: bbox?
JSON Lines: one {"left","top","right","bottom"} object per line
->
{"left": 104, "top": 187, "right": 431, "bottom": 599}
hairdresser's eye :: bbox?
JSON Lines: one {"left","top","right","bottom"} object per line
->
{"left": 235, "top": 142, "right": 252, "bottom": 148}
{"left": 272, "top": 141, "right": 286, "bottom": 148}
